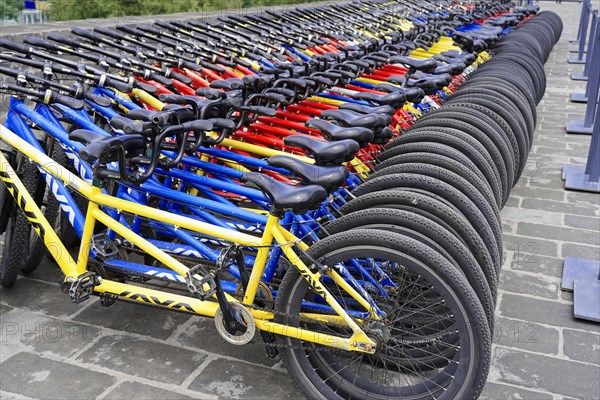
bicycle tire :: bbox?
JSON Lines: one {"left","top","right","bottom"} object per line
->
{"left": 442, "top": 102, "right": 527, "bottom": 180}
{"left": 351, "top": 173, "right": 503, "bottom": 263}
{"left": 0, "top": 157, "right": 40, "bottom": 287}
{"left": 369, "top": 163, "right": 500, "bottom": 224}
{"left": 277, "top": 229, "right": 492, "bottom": 400}
{"left": 408, "top": 117, "right": 511, "bottom": 201}
{"left": 338, "top": 190, "right": 500, "bottom": 280}
{"left": 381, "top": 129, "right": 503, "bottom": 201}
{"left": 371, "top": 152, "right": 498, "bottom": 208}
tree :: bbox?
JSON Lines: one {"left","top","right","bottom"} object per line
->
{"left": 1, "top": 0, "right": 24, "bottom": 21}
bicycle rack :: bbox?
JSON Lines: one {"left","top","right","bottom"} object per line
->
{"left": 562, "top": 92, "right": 600, "bottom": 190}
{"left": 566, "top": 21, "right": 600, "bottom": 135}
{"left": 570, "top": 0, "right": 591, "bottom": 44}
{"left": 561, "top": 257, "right": 600, "bottom": 322}
{"left": 571, "top": 10, "right": 597, "bottom": 82}
{"left": 568, "top": 0, "right": 592, "bottom": 64}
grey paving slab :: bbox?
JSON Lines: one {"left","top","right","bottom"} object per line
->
{"left": 0, "top": 279, "right": 84, "bottom": 318}
{"left": 564, "top": 214, "right": 600, "bottom": 230}
{"left": 480, "top": 382, "right": 554, "bottom": 400}
{"left": 491, "top": 347, "right": 600, "bottom": 399}
{"left": 0, "top": 352, "right": 116, "bottom": 399}
{"left": 0, "top": 308, "right": 101, "bottom": 359}
{"left": 563, "top": 329, "right": 600, "bottom": 364}
{"left": 188, "top": 358, "right": 299, "bottom": 399}
{"left": 509, "top": 254, "right": 565, "bottom": 278}
{"left": 76, "top": 335, "right": 207, "bottom": 385}
{"left": 500, "top": 293, "right": 600, "bottom": 332}
{"left": 499, "top": 270, "right": 560, "bottom": 299}
{"left": 73, "top": 299, "right": 192, "bottom": 340}
{"left": 562, "top": 242, "right": 600, "bottom": 261}
{"left": 493, "top": 316, "right": 560, "bottom": 355}
{"left": 517, "top": 221, "right": 600, "bottom": 246}
{"left": 521, "top": 197, "right": 599, "bottom": 216}
{"left": 103, "top": 381, "right": 196, "bottom": 400}
{"left": 503, "top": 233, "right": 560, "bottom": 258}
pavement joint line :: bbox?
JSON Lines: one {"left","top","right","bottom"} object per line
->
{"left": 92, "top": 378, "right": 125, "bottom": 400}
{"left": 500, "top": 268, "right": 562, "bottom": 283}
{"left": 483, "top": 378, "right": 560, "bottom": 399}
{"left": 180, "top": 354, "right": 219, "bottom": 389}
{"left": 557, "top": 329, "right": 566, "bottom": 359}
{"left": 491, "top": 344, "right": 600, "bottom": 368}
{"left": 0, "top": 390, "right": 36, "bottom": 400}
{"left": 496, "top": 289, "right": 574, "bottom": 305}
{"left": 491, "top": 312, "right": 600, "bottom": 337}
{"left": 64, "top": 297, "right": 100, "bottom": 321}
{"left": 164, "top": 313, "right": 196, "bottom": 344}
{"left": 65, "top": 329, "right": 105, "bottom": 362}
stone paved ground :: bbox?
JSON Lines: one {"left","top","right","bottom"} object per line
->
{"left": 1, "top": 2, "right": 600, "bottom": 399}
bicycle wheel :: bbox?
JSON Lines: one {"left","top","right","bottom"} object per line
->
{"left": 1, "top": 157, "right": 41, "bottom": 286}
{"left": 323, "top": 208, "right": 496, "bottom": 321}
{"left": 277, "top": 229, "right": 492, "bottom": 400}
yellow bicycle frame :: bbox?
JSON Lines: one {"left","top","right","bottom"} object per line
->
{"left": 0, "top": 125, "right": 377, "bottom": 354}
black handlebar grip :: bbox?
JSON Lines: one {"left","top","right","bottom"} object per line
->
{"left": 263, "top": 93, "right": 287, "bottom": 103}
{"left": 84, "top": 91, "right": 112, "bottom": 107}
{"left": 200, "top": 60, "right": 227, "bottom": 73}
{"left": 240, "top": 106, "right": 277, "bottom": 117}
{"left": 46, "top": 32, "right": 80, "bottom": 48}
{"left": 0, "top": 39, "right": 31, "bottom": 55}
{"left": 115, "top": 24, "right": 138, "bottom": 35}
{"left": 71, "top": 27, "right": 103, "bottom": 42}
{"left": 137, "top": 23, "right": 162, "bottom": 36}
{"left": 147, "top": 72, "right": 173, "bottom": 86}
{"left": 79, "top": 139, "right": 114, "bottom": 162}
{"left": 266, "top": 87, "right": 295, "bottom": 99}
{"left": 133, "top": 80, "right": 158, "bottom": 94}
{"left": 94, "top": 26, "right": 126, "bottom": 40}
{"left": 51, "top": 92, "right": 85, "bottom": 110}
{"left": 178, "top": 59, "right": 202, "bottom": 72}
{"left": 194, "top": 88, "right": 225, "bottom": 100}
{"left": 103, "top": 76, "right": 133, "bottom": 93}
{"left": 168, "top": 70, "right": 192, "bottom": 85}
{"left": 242, "top": 74, "right": 259, "bottom": 86}
{"left": 207, "top": 118, "right": 235, "bottom": 130}
{"left": 158, "top": 94, "right": 190, "bottom": 104}
{"left": 109, "top": 116, "right": 145, "bottom": 134}
{"left": 181, "top": 120, "right": 214, "bottom": 132}
{"left": 23, "top": 35, "right": 60, "bottom": 52}
{"left": 209, "top": 79, "right": 243, "bottom": 91}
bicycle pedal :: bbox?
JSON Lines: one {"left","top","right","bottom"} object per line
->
{"left": 63, "top": 272, "right": 98, "bottom": 304}
{"left": 186, "top": 264, "right": 217, "bottom": 300}
{"left": 91, "top": 234, "right": 120, "bottom": 260}
{"left": 260, "top": 331, "right": 279, "bottom": 358}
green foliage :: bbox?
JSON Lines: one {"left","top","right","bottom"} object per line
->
{"left": 49, "top": 0, "right": 316, "bottom": 21}
{"left": 1, "top": 0, "right": 25, "bottom": 21}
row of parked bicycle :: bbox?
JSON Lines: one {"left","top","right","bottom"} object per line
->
{"left": 0, "top": 1, "right": 561, "bottom": 398}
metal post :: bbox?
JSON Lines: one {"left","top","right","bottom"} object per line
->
{"left": 571, "top": 0, "right": 591, "bottom": 44}
{"left": 568, "top": 1, "right": 592, "bottom": 64}
{"left": 566, "top": 23, "right": 600, "bottom": 134}
{"left": 563, "top": 89, "right": 600, "bottom": 191}
{"left": 572, "top": 10, "right": 597, "bottom": 82}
